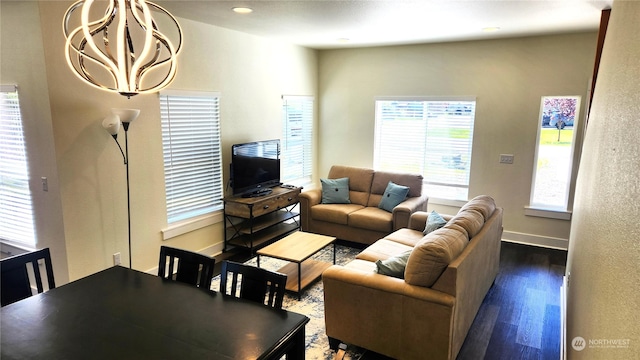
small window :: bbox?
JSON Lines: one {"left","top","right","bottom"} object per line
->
{"left": 374, "top": 97, "right": 476, "bottom": 201}
{"left": 530, "top": 96, "right": 580, "bottom": 210}
{"left": 160, "top": 91, "right": 224, "bottom": 224}
{"left": 281, "top": 96, "right": 313, "bottom": 185}
{"left": 0, "top": 85, "right": 36, "bottom": 246}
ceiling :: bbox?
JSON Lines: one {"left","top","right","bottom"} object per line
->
{"left": 156, "top": 0, "right": 613, "bottom": 49}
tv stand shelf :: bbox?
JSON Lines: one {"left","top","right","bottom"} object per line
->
{"left": 223, "top": 186, "right": 302, "bottom": 253}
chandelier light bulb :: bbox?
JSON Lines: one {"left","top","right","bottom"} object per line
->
{"left": 63, "top": 0, "right": 183, "bottom": 98}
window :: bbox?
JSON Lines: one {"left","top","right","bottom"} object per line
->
{"left": 281, "top": 96, "right": 313, "bottom": 185}
{"left": 374, "top": 97, "right": 476, "bottom": 201}
{"left": 160, "top": 91, "right": 224, "bottom": 225}
{"left": 530, "top": 96, "right": 580, "bottom": 211}
{"left": 0, "top": 85, "right": 36, "bottom": 246}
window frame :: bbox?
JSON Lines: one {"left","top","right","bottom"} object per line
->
{"left": 281, "top": 95, "right": 314, "bottom": 187}
{"left": 159, "top": 90, "right": 224, "bottom": 240}
{"left": 0, "top": 84, "right": 37, "bottom": 247}
{"left": 527, "top": 95, "right": 581, "bottom": 218}
{"left": 373, "top": 96, "right": 476, "bottom": 202}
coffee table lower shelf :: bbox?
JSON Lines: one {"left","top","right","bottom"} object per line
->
{"left": 277, "top": 260, "right": 333, "bottom": 294}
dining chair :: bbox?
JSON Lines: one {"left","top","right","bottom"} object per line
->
{"left": 1, "top": 248, "right": 56, "bottom": 307}
{"left": 158, "top": 246, "right": 216, "bottom": 290}
{"left": 219, "top": 260, "right": 287, "bottom": 309}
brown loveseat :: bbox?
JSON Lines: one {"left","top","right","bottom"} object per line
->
{"left": 323, "top": 195, "right": 503, "bottom": 359}
{"left": 299, "top": 165, "right": 428, "bottom": 245}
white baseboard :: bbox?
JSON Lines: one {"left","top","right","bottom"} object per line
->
{"left": 502, "top": 230, "right": 568, "bottom": 250}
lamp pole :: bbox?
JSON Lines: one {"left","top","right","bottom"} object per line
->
{"left": 123, "top": 122, "right": 132, "bottom": 269}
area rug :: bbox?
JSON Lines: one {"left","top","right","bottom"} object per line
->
{"left": 211, "top": 244, "right": 370, "bottom": 360}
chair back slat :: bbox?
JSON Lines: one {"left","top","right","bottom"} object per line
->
{"left": 219, "top": 260, "right": 287, "bottom": 309}
{"left": 158, "top": 246, "right": 215, "bottom": 290}
{"left": 1, "top": 248, "right": 56, "bottom": 307}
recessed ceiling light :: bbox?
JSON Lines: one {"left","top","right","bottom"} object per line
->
{"left": 232, "top": 7, "right": 253, "bottom": 14}
{"left": 337, "top": 38, "right": 350, "bottom": 43}
{"left": 482, "top": 27, "right": 501, "bottom": 32}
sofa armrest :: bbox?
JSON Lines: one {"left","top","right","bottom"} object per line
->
{"left": 299, "top": 189, "right": 322, "bottom": 231}
{"left": 392, "top": 193, "right": 429, "bottom": 230}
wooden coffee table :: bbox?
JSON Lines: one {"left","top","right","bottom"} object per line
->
{"left": 257, "top": 231, "right": 336, "bottom": 299}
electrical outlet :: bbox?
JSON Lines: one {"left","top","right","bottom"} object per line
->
{"left": 499, "top": 154, "right": 514, "bottom": 164}
{"left": 113, "top": 252, "right": 121, "bottom": 266}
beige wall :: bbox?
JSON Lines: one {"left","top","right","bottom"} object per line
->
{"left": 1, "top": 1, "right": 317, "bottom": 282}
{"left": 317, "top": 33, "right": 598, "bottom": 248}
{"left": 566, "top": 1, "right": 640, "bottom": 358}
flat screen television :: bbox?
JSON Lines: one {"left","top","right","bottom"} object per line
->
{"left": 231, "top": 139, "right": 281, "bottom": 197}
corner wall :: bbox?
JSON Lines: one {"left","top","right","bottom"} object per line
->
{"left": 565, "top": 1, "right": 640, "bottom": 358}
{"left": 2, "top": 1, "right": 317, "bottom": 282}
{"left": 317, "top": 33, "right": 598, "bottom": 246}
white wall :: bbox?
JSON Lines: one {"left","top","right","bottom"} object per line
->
{"left": 0, "top": 1, "right": 69, "bottom": 283}
{"left": 317, "top": 33, "right": 598, "bottom": 248}
{"left": 565, "top": 1, "right": 640, "bottom": 358}
{"left": 1, "top": 1, "right": 317, "bottom": 282}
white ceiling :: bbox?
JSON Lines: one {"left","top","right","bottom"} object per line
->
{"left": 156, "top": 0, "right": 613, "bottom": 49}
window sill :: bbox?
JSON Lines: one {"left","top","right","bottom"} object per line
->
{"left": 524, "top": 206, "right": 572, "bottom": 220}
{"left": 161, "top": 211, "right": 224, "bottom": 241}
{"left": 428, "top": 197, "right": 468, "bottom": 208}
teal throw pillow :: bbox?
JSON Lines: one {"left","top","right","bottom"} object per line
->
{"left": 374, "top": 250, "right": 412, "bottom": 278}
{"left": 423, "top": 210, "right": 447, "bottom": 235}
{"left": 378, "top": 181, "right": 410, "bottom": 212}
{"left": 321, "top": 177, "right": 351, "bottom": 204}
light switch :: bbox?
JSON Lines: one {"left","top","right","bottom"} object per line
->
{"left": 499, "top": 154, "right": 514, "bottom": 164}
{"left": 41, "top": 177, "right": 48, "bottom": 192}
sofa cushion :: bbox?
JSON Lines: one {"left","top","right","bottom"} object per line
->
{"left": 370, "top": 170, "right": 423, "bottom": 198}
{"left": 311, "top": 204, "right": 364, "bottom": 225}
{"left": 378, "top": 181, "right": 410, "bottom": 212}
{"left": 405, "top": 228, "right": 468, "bottom": 287}
{"left": 445, "top": 209, "right": 484, "bottom": 238}
{"left": 384, "top": 228, "right": 424, "bottom": 247}
{"left": 375, "top": 250, "right": 412, "bottom": 278}
{"left": 321, "top": 177, "right": 351, "bottom": 204}
{"left": 423, "top": 210, "right": 447, "bottom": 235}
{"left": 357, "top": 239, "right": 413, "bottom": 262}
{"left": 459, "top": 195, "right": 496, "bottom": 220}
{"left": 328, "top": 166, "right": 374, "bottom": 206}
{"left": 348, "top": 207, "right": 393, "bottom": 233}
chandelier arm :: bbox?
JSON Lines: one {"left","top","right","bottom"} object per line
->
{"left": 63, "top": 0, "right": 182, "bottom": 97}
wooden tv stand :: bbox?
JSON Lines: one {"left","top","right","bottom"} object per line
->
{"left": 223, "top": 186, "right": 301, "bottom": 253}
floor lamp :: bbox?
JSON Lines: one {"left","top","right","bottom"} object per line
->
{"left": 102, "top": 108, "right": 140, "bottom": 268}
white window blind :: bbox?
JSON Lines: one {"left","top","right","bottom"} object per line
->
{"left": 282, "top": 96, "right": 313, "bottom": 184}
{"left": 0, "top": 85, "right": 36, "bottom": 246}
{"left": 374, "top": 98, "right": 476, "bottom": 201}
{"left": 160, "top": 91, "right": 224, "bottom": 224}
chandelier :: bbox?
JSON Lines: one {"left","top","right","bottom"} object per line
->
{"left": 63, "top": 0, "right": 183, "bottom": 98}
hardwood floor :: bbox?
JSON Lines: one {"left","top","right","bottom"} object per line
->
{"left": 457, "top": 242, "right": 566, "bottom": 360}
{"left": 360, "top": 241, "right": 567, "bottom": 360}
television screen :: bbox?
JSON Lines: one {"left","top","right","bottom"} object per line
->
{"left": 231, "top": 140, "right": 281, "bottom": 196}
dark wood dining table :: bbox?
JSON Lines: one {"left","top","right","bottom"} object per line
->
{"left": 0, "top": 266, "right": 309, "bottom": 359}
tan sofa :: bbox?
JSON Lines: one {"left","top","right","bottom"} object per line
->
{"left": 323, "top": 195, "right": 503, "bottom": 360}
{"left": 299, "top": 165, "right": 428, "bottom": 245}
